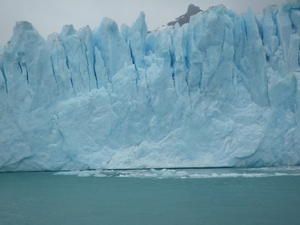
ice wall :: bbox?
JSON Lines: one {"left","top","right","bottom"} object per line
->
{"left": 1, "top": 1, "right": 300, "bottom": 171}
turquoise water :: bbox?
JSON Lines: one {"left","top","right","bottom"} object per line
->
{"left": 1, "top": 168, "right": 300, "bottom": 225}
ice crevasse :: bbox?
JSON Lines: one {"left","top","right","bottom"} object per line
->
{"left": 1, "top": 1, "right": 300, "bottom": 171}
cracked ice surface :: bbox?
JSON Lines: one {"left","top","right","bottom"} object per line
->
{"left": 1, "top": 2, "right": 300, "bottom": 171}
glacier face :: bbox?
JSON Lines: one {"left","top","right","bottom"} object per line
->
{"left": 1, "top": 2, "right": 300, "bottom": 171}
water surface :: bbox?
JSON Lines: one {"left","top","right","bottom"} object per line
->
{"left": 1, "top": 168, "right": 300, "bottom": 225}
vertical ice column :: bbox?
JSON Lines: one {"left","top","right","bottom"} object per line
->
{"left": 77, "top": 26, "right": 98, "bottom": 91}
{"left": 172, "top": 23, "right": 189, "bottom": 97}
{"left": 127, "top": 12, "right": 148, "bottom": 70}
{"left": 94, "top": 18, "right": 132, "bottom": 83}
{"left": 237, "top": 9, "right": 269, "bottom": 107}
{"left": 183, "top": 5, "right": 238, "bottom": 108}
{"left": 2, "top": 21, "right": 57, "bottom": 109}
{"left": 57, "top": 25, "right": 90, "bottom": 95}
{"left": 276, "top": 7, "right": 293, "bottom": 72}
{"left": 126, "top": 12, "right": 149, "bottom": 100}
{"left": 48, "top": 33, "right": 74, "bottom": 100}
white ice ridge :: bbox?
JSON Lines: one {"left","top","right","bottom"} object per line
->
{"left": 1, "top": 1, "right": 300, "bottom": 171}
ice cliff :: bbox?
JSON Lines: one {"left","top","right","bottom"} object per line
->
{"left": 1, "top": 1, "right": 300, "bottom": 171}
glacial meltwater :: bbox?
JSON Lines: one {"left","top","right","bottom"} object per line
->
{"left": 1, "top": 167, "right": 300, "bottom": 225}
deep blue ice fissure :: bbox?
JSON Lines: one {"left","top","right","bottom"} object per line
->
{"left": 1, "top": 1, "right": 300, "bottom": 171}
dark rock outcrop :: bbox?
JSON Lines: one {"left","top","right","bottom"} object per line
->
{"left": 167, "top": 4, "right": 202, "bottom": 26}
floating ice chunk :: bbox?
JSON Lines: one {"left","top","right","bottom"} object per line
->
{"left": 53, "top": 167, "right": 300, "bottom": 179}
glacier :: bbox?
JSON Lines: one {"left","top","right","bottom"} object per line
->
{"left": 1, "top": 1, "right": 300, "bottom": 171}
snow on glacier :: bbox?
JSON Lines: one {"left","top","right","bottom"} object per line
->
{"left": 1, "top": 1, "right": 300, "bottom": 171}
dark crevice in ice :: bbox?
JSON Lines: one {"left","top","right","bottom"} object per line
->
{"left": 274, "top": 11, "right": 280, "bottom": 40}
{"left": 0, "top": 66, "right": 8, "bottom": 93}
{"left": 184, "top": 53, "right": 191, "bottom": 104}
{"left": 184, "top": 52, "right": 190, "bottom": 71}
{"left": 82, "top": 43, "right": 92, "bottom": 91}
{"left": 60, "top": 37, "right": 71, "bottom": 71}
{"left": 25, "top": 65, "right": 29, "bottom": 84}
{"left": 291, "top": 23, "right": 297, "bottom": 33}
{"left": 171, "top": 72, "right": 175, "bottom": 87}
{"left": 198, "top": 69, "right": 202, "bottom": 90}
{"left": 185, "top": 77, "right": 192, "bottom": 106}
{"left": 242, "top": 17, "right": 248, "bottom": 41}
{"left": 94, "top": 71, "right": 98, "bottom": 89}
{"left": 50, "top": 57, "right": 59, "bottom": 93}
{"left": 70, "top": 77, "right": 75, "bottom": 95}
{"left": 128, "top": 41, "right": 140, "bottom": 92}
{"left": 169, "top": 49, "right": 176, "bottom": 87}
{"left": 18, "top": 62, "right": 23, "bottom": 74}
{"left": 65, "top": 54, "right": 70, "bottom": 70}
{"left": 257, "top": 18, "right": 264, "bottom": 41}
{"left": 129, "top": 42, "right": 136, "bottom": 66}
{"left": 92, "top": 50, "right": 99, "bottom": 89}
